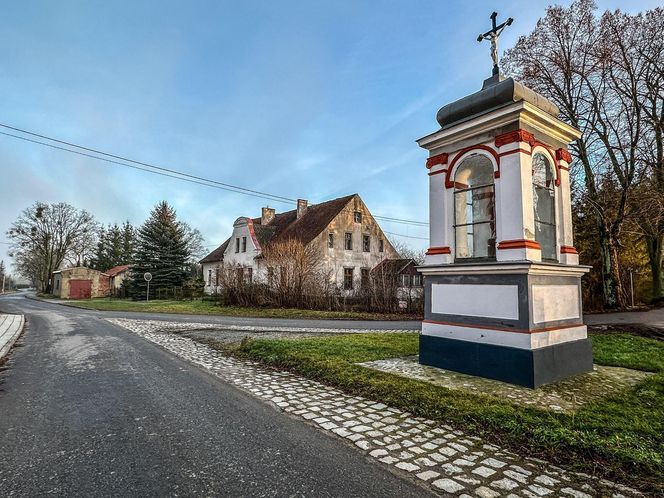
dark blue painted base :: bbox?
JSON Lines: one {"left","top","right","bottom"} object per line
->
{"left": 419, "top": 335, "right": 593, "bottom": 388}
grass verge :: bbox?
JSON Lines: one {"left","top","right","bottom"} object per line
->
{"left": 40, "top": 297, "right": 420, "bottom": 321}
{"left": 205, "top": 332, "right": 664, "bottom": 494}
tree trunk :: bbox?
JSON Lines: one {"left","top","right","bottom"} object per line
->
{"left": 646, "top": 235, "right": 664, "bottom": 302}
{"left": 598, "top": 222, "right": 619, "bottom": 309}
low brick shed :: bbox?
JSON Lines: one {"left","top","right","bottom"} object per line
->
{"left": 52, "top": 267, "right": 110, "bottom": 299}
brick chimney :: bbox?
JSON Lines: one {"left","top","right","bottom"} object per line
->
{"left": 261, "top": 207, "right": 275, "bottom": 225}
{"left": 296, "top": 199, "right": 308, "bottom": 219}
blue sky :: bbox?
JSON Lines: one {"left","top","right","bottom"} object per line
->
{"left": 0, "top": 0, "right": 659, "bottom": 272}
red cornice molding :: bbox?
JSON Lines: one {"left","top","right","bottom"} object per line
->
{"left": 494, "top": 129, "right": 562, "bottom": 187}
{"left": 497, "top": 239, "right": 541, "bottom": 250}
{"left": 428, "top": 169, "right": 447, "bottom": 177}
{"left": 494, "top": 129, "right": 536, "bottom": 148}
{"left": 555, "top": 148, "right": 573, "bottom": 164}
{"left": 498, "top": 148, "right": 531, "bottom": 158}
{"left": 426, "top": 246, "right": 451, "bottom": 255}
{"left": 426, "top": 152, "right": 449, "bottom": 169}
{"left": 445, "top": 145, "right": 500, "bottom": 189}
{"left": 560, "top": 245, "right": 578, "bottom": 254}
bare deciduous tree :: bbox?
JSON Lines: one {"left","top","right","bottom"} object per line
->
{"left": 503, "top": 0, "right": 659, "bottom": 308}
{"left": 262, "top": 238, "right": 326, "bottom": 308}
{"left": 7, "top": 202, "right": 98, "bottom": 292}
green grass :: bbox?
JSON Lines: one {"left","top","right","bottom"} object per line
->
{"left": 208, "top": 332, "right": 664, "bottom": 494}
{"left": 47, "top": 297, "right": 418, "bottom": 321}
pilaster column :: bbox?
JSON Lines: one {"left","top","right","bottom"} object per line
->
{"left": 494, "top": 133, "right": 541, "bottom": 262}
{"left": 425, "top": 153, "right": 452, "bottom": 265}
{"left": 556, "top": 148, "right": 579, "bottom": 265}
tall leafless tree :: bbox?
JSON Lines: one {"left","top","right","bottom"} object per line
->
{"left": 503, "top": 0, "right": 657, "bottom": 308}
{"left": 7, "top": 202, "right": 98, "bottom": 292}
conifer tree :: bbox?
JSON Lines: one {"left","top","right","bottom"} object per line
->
{"left": 128, "top": 201, "right": 190, "bottom": 298}
{"left": 121, "top": 221, "right": 135, "bottom": 264}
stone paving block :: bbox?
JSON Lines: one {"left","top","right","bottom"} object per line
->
{"left": 472, "top": 466, "right": 497, "bottom": 478}
{"left": 491, "top": 477, "right": 520, "bottom": 491}
{"left": 432, "top": 478, "right": 465, "bottom": 493}
{"left": 395, "top": 461, "right": 420, "bottom": 472}
{"left": 476, "top": 486, "right": 501, "bottom": 498}
{"left": 416, "top": 470, "right": 440, "bottom": 481}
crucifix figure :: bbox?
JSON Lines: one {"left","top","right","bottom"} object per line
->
{"left": 477, "top": 12, "right": 513, "bottom": 76}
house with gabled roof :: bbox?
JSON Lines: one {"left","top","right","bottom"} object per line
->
{"left": 371, "top": 258, "right": 424, "bottom": 304}
{"left": 200, "top": 194, "right": 400, "bottom": 294}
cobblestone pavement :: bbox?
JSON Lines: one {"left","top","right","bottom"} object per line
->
{"left": 125, "top": 318, "right": 413, "bottom": 340}
{"left": 0, "top": 313, "right": 24, "bottom": 360}
{"left": 108, "top": 318, "right": 643, "bottom": 498}
{"left": 360, "top": 356, "right": 651, "bottom": 413}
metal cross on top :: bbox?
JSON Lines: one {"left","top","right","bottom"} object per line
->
{"left": 477, "top": 12, "right": 513, "bottom": 76}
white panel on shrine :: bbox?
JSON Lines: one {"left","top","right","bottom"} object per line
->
{"left": 531, "top": 284, "right": 580, "bottom": 324}
{"left": 430, "top": 284, "right": 519, "bottom": 320}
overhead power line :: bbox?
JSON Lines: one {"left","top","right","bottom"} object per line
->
{"left": 0, "top": 125, "right": 295, "bottom": 205}
{"left": 0, "top": 123, "right": 429, "bottom": 226}
{"left": 384, "top": 231, "right": 428, "bottom": 241}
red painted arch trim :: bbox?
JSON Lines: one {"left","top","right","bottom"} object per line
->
{"left": 426, "top": 246, "right": 451, "bottom": 255}
{"left": 246, "top": 218, "right": 261, "bottom": 251}
{"left": 497, "top": 239, "right": 541, "bottom": 250}
{"left": 426, "top": 152, "right": 449, "bottom": 169}
{"left": 560, "top": 245, "right": 578, "bottom": 254}
{"left": 531, "top": 143, "right": 561, "bottom": 187}
{"left": 445, "top": 144, "right": 500, "bottom": 189}
{"left": 428, "top": 168, "right": 447, "bottom": 177}
{"left": 423, "top": 319, "right": 583, "bottom": 335}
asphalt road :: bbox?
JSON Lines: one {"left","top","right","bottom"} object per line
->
{"left": 0, "top": 293, "right": 431, "bottom": 497}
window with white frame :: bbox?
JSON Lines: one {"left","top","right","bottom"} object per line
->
{"left": 453, "top": 155, "right": 496, "bottom": 260}
{"left": 532, "top": 153, "right": 557, "bottom": 261}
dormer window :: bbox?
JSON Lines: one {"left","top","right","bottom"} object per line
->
{"left": 453, "top": 155, "right": 496, "bottom": 260}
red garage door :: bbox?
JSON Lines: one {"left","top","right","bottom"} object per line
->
{"left": 69, "top": 279, "right": 92, "bottom": 299}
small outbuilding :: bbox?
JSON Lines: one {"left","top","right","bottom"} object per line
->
{"left": 52, "top": 267, "right": 110, "bottom": 299}
{"left": 371, "top": 259, "right": 423, "bottom": 298}
{"left": 105, "top": 265, "right": 130, "bottom": 297}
